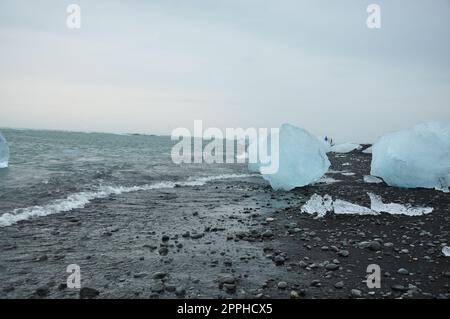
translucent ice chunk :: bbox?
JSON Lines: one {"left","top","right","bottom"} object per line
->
{"left": 250, "top": 124, "right": 330, "bottom": 191}
{"left": 371, "top": 122, "right": 450, "bottom": 192}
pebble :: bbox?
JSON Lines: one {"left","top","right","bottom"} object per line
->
{"left": 334, "top": 281, "right": 344, "bottom": 289}
{"left": 175, "top": 286, "right": 186, "bottom": 297}
{"left": 158, "top": 247, "right": 169, "bottom": 256}
{"left": 325, "top": 263, "right": 339, "bottom": 271}
{"left": 351, "top": 289, "right": 362, "bottom": 298}
{"left": 277, "top": 281, "right": 288, "bottom": 289}
{"left": 397, "top": 268, "right": 409, "bottom": 275}
{"left": 79, "top": 287, "right": 99, "bottom": 299}
{"left": 152, "top": 271, "right": 168, "bottom": 280}
{"left": 151, "top": 282, "right": 165, "bottom": 293}
{"left": 368, "top": 241, "right": 382, "bottom": 251}
{"left": 35, "top": 286, "right": 50, "bottom": 297}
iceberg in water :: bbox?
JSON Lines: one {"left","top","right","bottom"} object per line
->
{"left": 330, "top": 142, "right": 362, "bottom": 153}
{"left": 249, "top": 124, "right": 330, "bottom": 191}
{"left": 0, "top": 132, "right": 9, "bottom": 168}
{"left": 371, "top": 122, "right": 450, "bottom": 192}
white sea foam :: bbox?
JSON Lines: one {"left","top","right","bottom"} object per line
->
{"left": 0, "top": 174, "right": 253, "bottom": 227}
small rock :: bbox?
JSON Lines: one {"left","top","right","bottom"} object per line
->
{"left": 175, "top": 286, "right": 186, "bottom": 297}
{"left": 351, "top": 289, "right": 362, "bottom": 298}
{"left": 397, "top": 268, "right": 409, "bottom": 275}
{"left": 152, "top": 272, "right": 168, "bottom": 280}
{"left": 191, "top": 233, "right": 204, "bottom": 239}
{"left": 158, "top": 247, "right": 169, "bottom": 256}
{"left": 262, "top": 230, "right": 274, "bottom": 238}
{"left": 277, "top": 281, "right": 288, "bottom": 289}
{"left": 368, "top": 241, "right": 382, "bottom": 251}
{"left": 79, "top": 287, "right": 99, "bottom": 299}
{"left": 334, "top": 281, "right": 344, "bottom": 289}
{"left": 35, "top": 286, "right": 50, "bottom": 297}
{"left": 151, "top": 282, "right": 165, "bottom": 293}
{"left": 325, "top": 263, "right": 339, "bottom": 271}
{"left": 290, "top": 290, "right": 300, "bottom": 299}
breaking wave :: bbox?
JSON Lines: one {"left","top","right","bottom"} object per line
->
{"left": 0, "top": 174, "right": 253, "bottom": 227}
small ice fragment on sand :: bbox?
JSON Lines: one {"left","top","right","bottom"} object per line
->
{"left": 341, "top": 172, "right": 355, "bottom": 176}
{"left": 362, "top": 146, "right": 372, "bottom": 154}
{"left": 301, "top": 195, "right": 374, "bottom": 217}
{"left": 315, "top": 176, "right": 340, "bottom": 184}
{"left": 301, "top": 193, "right": 434, "bottom": 217}
{"left": 442, "top": 246, "right": 450, "bottom": 257}
{"left": 330, "top": 143, "right": 362, "bottom": 153}
{"left": 368, "top": 193, "right": 433, "bottom": 216}
{"left": 301, "top": 194, "right": 333, "bottom": 218}
{"left": 363, "top": 175, "right": 383, "bottom": 184}
{"left": 333, "top": 199, "right": 377, "bottom": 215}
{"left": 342, "top": 162, "right": 351, "bottom": 166}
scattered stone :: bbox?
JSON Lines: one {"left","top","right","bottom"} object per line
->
{"left": 262, "top": 230, "right": 274, "bottom": 238}
{"left": 151, "top": 282, "right": 165, "bottom": 293}
{"left": 325, "top": 263, "right": 339, "bottom": 271}
{"left": 158, "top": 247, "right": 169, "bottom": 256}
{"left": 175, "top": 286, "right": 186, "bottom": 297}
{"left": 191, "top": 233, "right": 204, "bottom": 239}
{"left": 391, "top": 285, "right": 408, "bottom": 292}
{"left": 397, "top": 268, "right": 409, "bottom": 275}
{"left": 35, "top": 286, "right": 50, "bottom": 297}
{"left": 79, "top": 287, "right": 99, "bottom": 299}
{"left": 351, "top": 289, "right": 362, "bottom": 298}
{"left": 277, "top": 281, "right": 288, "bottom": 289}
{"left": 152, "top": 272, "right": 168, "bottom": 280}
{"left": 368, "top": 241, "right": 382, "bottom": 252}
{"left": 334, "top": 281, "right": 344, "bottom": 289}
{"left": 338, "top": 250, "right": 349, "bottom": 257}
{"left": 290, "top": 290, "right": 300, "bottom": 299}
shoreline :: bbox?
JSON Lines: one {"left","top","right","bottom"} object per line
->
{"left": 0, "top": 150, "right": 449, "bottom": 299}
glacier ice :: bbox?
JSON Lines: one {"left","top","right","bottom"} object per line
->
{"left": 442, "top": 246, "right": 450, "bottom": 257}
{"left": 0, "top": 132, "right": 9, "bottom": 168}
{"left": 333, "top": 199, "right": 377, "bottom": 215}
{"left": 249, "top": 124, "right": 330, "bottom": 191}
{"left": 363, "top": 175, "right": 383, "bottom": 184}
{"left": 330, "top": 142, "right": 362, "bottom": 153}
{"left": 368, "top": 193, "right": 433, "bottom": 216}
{"left": 300, "top": 193, "right": 433, "bottom": 217}
{"left": 301, "top": 194, "right": 333, "bottom": 217}
{"left": 371, "top": 122, "right": 450, "bottom": 192}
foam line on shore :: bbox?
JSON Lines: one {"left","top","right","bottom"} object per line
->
{"left": 0, "top": 174, "right": 253, "bottom": 227}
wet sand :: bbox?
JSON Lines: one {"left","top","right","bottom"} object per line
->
{"left": 1, "top": 149, "right": 449, "bottom": 299}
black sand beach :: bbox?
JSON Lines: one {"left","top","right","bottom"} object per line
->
{"left": 0, "top": 149, "right": 449, "bottom": 299}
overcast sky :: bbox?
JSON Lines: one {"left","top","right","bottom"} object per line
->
{"left": 0, "top": 0, "right": 449, "bottom": 142}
